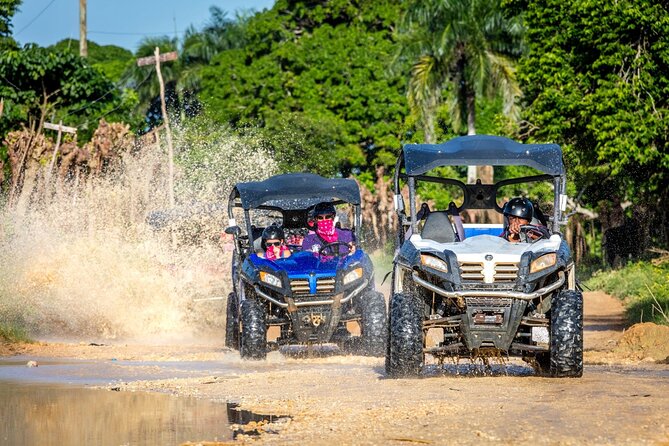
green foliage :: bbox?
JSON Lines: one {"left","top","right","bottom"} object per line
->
{"left": 415, "top": 166, "right": 466, "bottom": 209}
{"left": 395, "top": 0, "right": 524, "bottom": 141}
{"left": 516, "top": 0, "right": 669, "bottom": 214}
{"left": 122, "top": 36, "right": 180, "bottom": 121}
{"left": 49, "top": 39, "right": 133, "bottom": 82}
{"left": 0, "top": 0, "right": 20, "bottom": 50}
{"left": 495, "top": 165, "right": 555, "bottom": 206}
{"left": 0, "top": 45, "right": 139, "bottom": 141}
{"left": 0, "top": 320, "right": 29, "bottom": 343}
{"left": 199, "top": 0, "right": 408, "bottom": 176}
{"left": 586, "top": 262, "right": 669, "bottom": 326}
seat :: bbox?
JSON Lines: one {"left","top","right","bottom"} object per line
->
{"left": 250, "top": 226, "right": 264, "bottom": 253}
{"left": 421, "top": 211, "right": 457, "bottom": 243}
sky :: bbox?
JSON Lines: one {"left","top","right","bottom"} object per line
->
{"left": 12, "top": 0, "right": 276, "bottom": 52}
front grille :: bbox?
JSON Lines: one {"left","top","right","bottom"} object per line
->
{"left": 290, "top": 277, "right": 336, "bottom": 295}
{"left": 290, "top": 279, "right": 310, "bottom": 295}
{"left": 458, "top": 261, "right": 519, "bottom": 283}
{"left": 316, "top": 277, "right": 336, "bottom": 294}
{"left": 493, "top": 262, "right": 519, "bottom": 282}
{"left": 459, "top": 262, "right": 484, "bottom": 281}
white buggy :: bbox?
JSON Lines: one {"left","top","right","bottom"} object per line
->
{"left": 386, "top": 135, "right": 583, "bottom": 378}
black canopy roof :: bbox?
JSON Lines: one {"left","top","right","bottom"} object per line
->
{"left": 402, "top": 135, "right": 565, "bottom": 176}
{"left": 231, "top": 173, "right": 361, "bottom": 210}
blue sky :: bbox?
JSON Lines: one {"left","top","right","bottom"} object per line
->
{"left": 12, "top": 0, "right": 276, "bottom": 52}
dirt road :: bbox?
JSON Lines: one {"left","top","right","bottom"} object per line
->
{"left": 4, "top": 291, "right": 669, "bottom": 445}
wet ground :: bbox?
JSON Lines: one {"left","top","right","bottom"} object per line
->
{"left": 0, "top": 381, "right": 232, "bottom": 446}
{"left": 1, "top": 291, "right": 668, "bottom": 445}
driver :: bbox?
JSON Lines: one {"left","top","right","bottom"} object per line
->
{"left": 301, "top": 202, "right": 355, "bottom": 255}
{"left": 500, "top": 197, "right": 549, "bottom": 243}
{"left": 259, "top": 225, "right": 292, "bottom": 260}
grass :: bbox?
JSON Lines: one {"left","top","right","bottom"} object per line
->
{"left": 0, "top": 323, "right": 30, "bottom": 343}
{"left": 585, "top": 261, "right": 669, "bottom": 326}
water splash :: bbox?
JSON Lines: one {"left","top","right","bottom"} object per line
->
{"left": 0, "top": 122, "right": 277, "bottom": 342}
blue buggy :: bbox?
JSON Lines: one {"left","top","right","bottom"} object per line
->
{"left": 224, "top": 173, "right": 387, "bottom": 359}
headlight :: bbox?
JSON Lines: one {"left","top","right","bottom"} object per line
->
{"left": 343, "top": 267, "right": 363, "bottom": 285}
{"left": 420, "top": 254, "right": 449, "bottom": 273}
{"left": 259, "top": 271, "right": 282, "bottom": 288}
{"left": 530, "top": 253, "right": 557, "bottom": 273}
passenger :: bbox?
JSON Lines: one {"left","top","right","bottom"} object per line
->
{"left": 301, "top": 202, "right": 355, "bottom": 256}
{"left": 259, "top": 225, "right": 292, "bottom": 260}
{"left": 285, "top": 229, "right": 306, "bottom": 248}
{"left": 500, "top": 197, "right": 549, "bottom": 243}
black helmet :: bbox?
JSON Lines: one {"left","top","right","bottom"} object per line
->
{"left": 261, "top": 225, "right": 285, "bottom": 250}
{"left": 503, "top": 197, "right": 534, "bottom": 221}
{"left": 313, "top": 202, "right": 336, "bottom": 217}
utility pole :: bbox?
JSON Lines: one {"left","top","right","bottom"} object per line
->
{"left": 79, "top": 0, "right": 88, "bottom": 57}
{"left": 136, "top": 48, "right": 179, "bottom": 210}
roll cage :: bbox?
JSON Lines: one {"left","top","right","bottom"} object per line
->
{"left": 227, "top": 173, "right": 363, "bottom": 254}
{"left": 393, "top": 135, "right": 568, "bottom": 236}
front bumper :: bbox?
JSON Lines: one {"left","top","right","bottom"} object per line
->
{"left": 254, "top": 278, "right": 370, "bottom": 308}
{"left": 412, "top": 271, "right": 565, "bottom": 301}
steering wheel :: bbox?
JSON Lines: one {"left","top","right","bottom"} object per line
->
{"left": 519, "top": 225, "right": 549, "bottom": 243}
{"left": 318, "top": 241, "right": 352, "bottom": 258}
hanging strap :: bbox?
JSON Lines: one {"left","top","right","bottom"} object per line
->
{"left": 449, "top": 201, "right": 465, "bottom": 241}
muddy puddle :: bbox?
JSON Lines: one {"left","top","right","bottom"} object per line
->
{"left": 0, "top": 381, "right": 233, "bottom": 446}
{"left": 0, "top": 356, "right": 288, "bottom": 445}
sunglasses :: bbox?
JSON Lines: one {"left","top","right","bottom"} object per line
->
{"left": 316, "top": 214, "right": 335, "bottom": 221}
{"left": 266, "top": 241, "right": 282, "bottom": 247}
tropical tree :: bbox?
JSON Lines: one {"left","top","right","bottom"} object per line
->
{"left": 199, "top": 0, "right": 408, "bottom": 177}
{"left": 49, "top": 39, "right": 133, "bottom": 82}
{"left": 395, "top": 0, "right": 524, "bottom": 182}
{"left": 515, "top": 0, "right": 669, "bottom": 249}
{"left": 122, "top": 36, "right": 180, "bottom": 127}
{"left": 0, "top": 45, "right": 137, "bottom": 141}
{"left": 122, "top": 7, "right": 252, "bottom": 129}
{"left": 179, "top": 6, "right": 251, "bottom": 91}
{"left": 0, "top": 0, "right": 21, "bottom": 50}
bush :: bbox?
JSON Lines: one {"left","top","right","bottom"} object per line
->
{"left": 0, "top": 318, "right": 30, "bottom": 343}
{"left": 586, "top": 261, "right": 669, "bottom": 325}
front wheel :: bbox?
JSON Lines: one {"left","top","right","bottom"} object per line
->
{"left": 240, "top": 298, "right": 267, "bottom": 360}
{"left": 537, "top": 290, "right": 583, "bottom": 377}
{"left": 360, "top": 291, "right": 387, "bottom": 357}
{"left": 386, "top": 292, "right": 424, "bottom": 378}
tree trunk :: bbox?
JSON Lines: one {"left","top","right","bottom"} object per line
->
{"left": 422, "top": 93, "right": 437, "bottom": 144}
{"left": 464, "top": 92, "right": 493, "bottom": 185}
{"left": 466, "top": 93, "right": 477, "bottom": 184}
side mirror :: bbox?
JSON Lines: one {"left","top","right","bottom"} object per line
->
{"left": 225, "top": 226, "right": 241, "bottom": 236}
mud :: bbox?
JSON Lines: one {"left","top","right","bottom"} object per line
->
{"left": 2, "top": 291, "right": 669, "bottom": 445}
{"left": 0, "top": 381, "right": 232, "bottom": 445}
{"left": 615, "top": 323, "right": 669, "bottom": 363}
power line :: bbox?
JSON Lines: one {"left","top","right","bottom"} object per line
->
{"left": 15, "top": 0, "right": 58, "bottom": 36}
{"left": 60, "top": 69, "right": 138, "bottom": 118}
{"left": 89, "top": 30, "right": 183, "bottom": 36}
{"left": 0, "top": 75, "right": 21, "bottom": 91}
{"left": 79, "top": 69, "right": 154, "bottom": 127}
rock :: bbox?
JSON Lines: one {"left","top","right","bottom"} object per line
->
{"left": 26, "top": 360, "right": 38, "bottom": 367}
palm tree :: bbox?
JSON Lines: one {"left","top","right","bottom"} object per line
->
{"left": 396, "top": 0, "right": 524, "bottom": 183}
{"left": 122, "top": 7, "right": 252, "bottom": 129}
{"left": 180, "top": 7, "right": 251, "bottom": 91}
{"left": 124, "top": 36, "right": 180, "bottom": 123}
